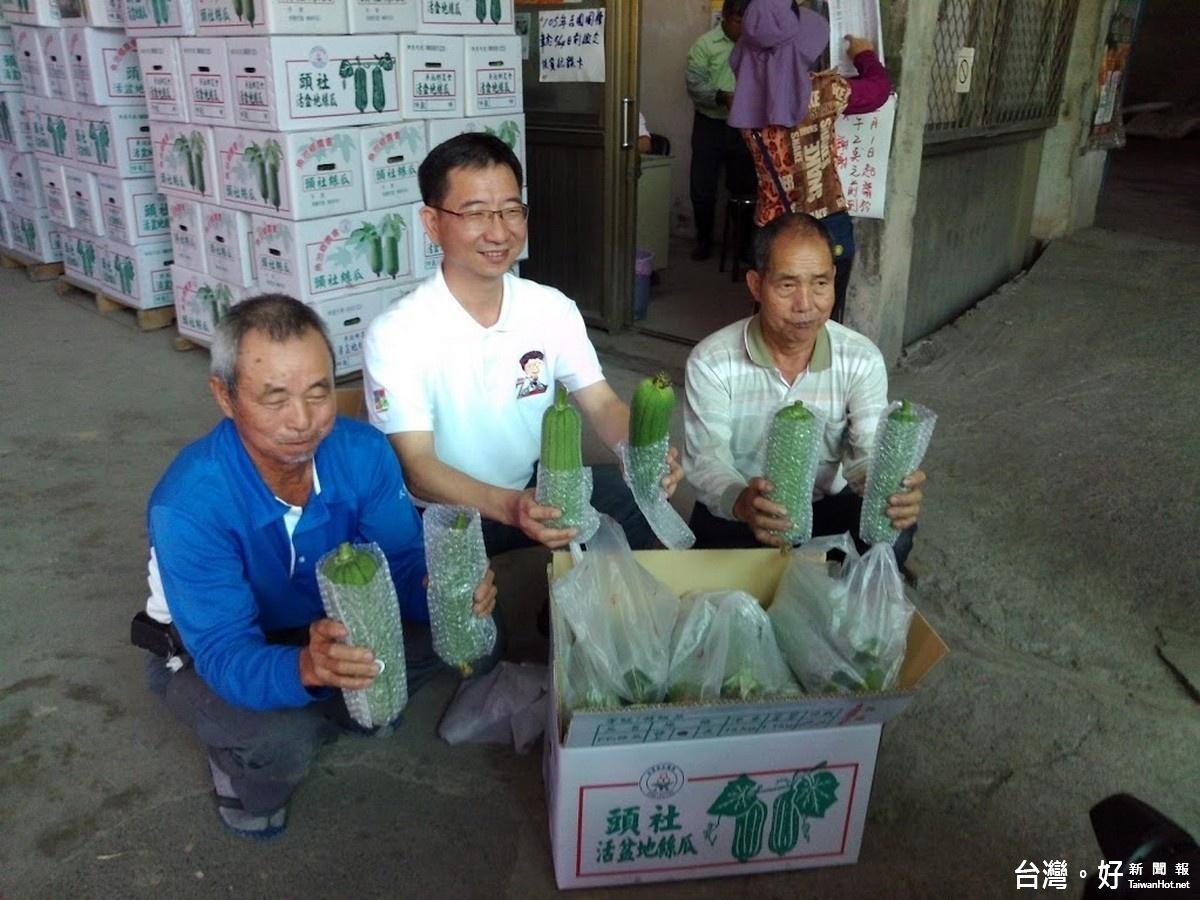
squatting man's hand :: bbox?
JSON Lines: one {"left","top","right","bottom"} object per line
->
{"left": 300, "top": 565, "right": 499, "bottom": 688}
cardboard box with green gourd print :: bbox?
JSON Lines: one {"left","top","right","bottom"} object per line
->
{"left": 71, "top": 105, "right": 154, "bottom": 179}
{"left": 166, "top": 195, "right": 206, "bottom": 272}
{"left": 66, "top": 28, "right": 144, "bottom": 106}
{"left": 227, "top": 35, "right": 400, "bottom": 132}
{"left": 62, "top": 228, "right": 104, "bottom": 288}
{"left": 0, "top": 92, "right": 32, "bottom": 153}
{"left": 3, "top": 149, "right": 46, "bottom": 207}
{"left": 193, "top": 0, "right": 349, "bottom": 36}
{"left": 10, "top": 24, "right": 49, "bottom": 95}
{"left": 201, "top": 202, "right": 255, "bottom": 286}
{"left": 35, "top": 159, "right": 73, "bottom": 230}
{"left": 149, "top": 120, "right": 216, "bottom": 200}
{"left": 99, "top": 237, "right": 174, "bottom": 309}
{"left": 64, "top": 165, "right": 105, "bottom": 236}
{"left": 98, "top": 175, "right": 169, "bottom": 244}
{"left": 6, "top": 203, "right": 63, "bottom": 262}
{"left": 122, "top": 0, "right": 199, "bottom": 37}
{"left": 171, "top": 263, "right": 252, "bottom": 345}
{"left": 0, "top": 30, "right": 23, "bottom": 91}
{"left": 213, "top": 125, "right": 365, "bottom": 220}
{"left": 251, "top": 204, "right": 413, "bottom": 305}
{"left": 180, "top": 38, "right": 235, "bottom": 126}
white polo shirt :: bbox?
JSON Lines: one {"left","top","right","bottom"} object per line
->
{"left": 363, "top": 266, "right": 605, "bottom": 492}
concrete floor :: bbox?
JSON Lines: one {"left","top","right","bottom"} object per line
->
{"left": 1, "top": 135, "right": 1197, "bottom": 897}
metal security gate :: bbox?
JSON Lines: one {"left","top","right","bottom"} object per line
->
{"left": 926, "top": 0, "right": 1081, "bottom": 144}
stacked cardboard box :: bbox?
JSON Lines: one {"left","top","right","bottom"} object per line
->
{"left": 124, "top": 0, "right": 523, "bottom": 375}
{"left": 0, "top": 0, "right": 174, "bottom": 312}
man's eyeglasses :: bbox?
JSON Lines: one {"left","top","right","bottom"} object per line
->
{"left": 430, "top": 204, "right": 530, "bottom": 230}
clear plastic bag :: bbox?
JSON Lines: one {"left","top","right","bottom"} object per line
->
{"left": 768, "top": 534, "right": 914, "bottom": 694}
{"left": 315, "top": 542, "right": 408, "bottom": 729}
{"left": 550, "top": 516, "right": 678, "bottom": 709}
{"left": 667, "top": 591, "right": 800, "bottom": 702}
{"left": 618, "top": 437, "right": 696, "bottom": 550}
{"left": 422, "top": 504, "right": 497, "bottom": 675}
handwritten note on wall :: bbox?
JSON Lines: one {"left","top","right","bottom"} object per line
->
{"left": 834, "top": 93, "right": 896, "bottom": 219}
{"left": 538, "top": 8, "right": 605, "bottom": 83}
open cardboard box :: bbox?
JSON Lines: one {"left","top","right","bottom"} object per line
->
{"left": 544, "top": 546, "right": 948, "bottom": 889}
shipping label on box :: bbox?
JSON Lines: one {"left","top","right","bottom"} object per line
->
{"left": 201, "top": 202, "right": 255, "bottom": 285}
{"left": 171, "top": 261, "right": 250, "bottom": 343}
{"left": 464, "top": 35, "right": 521, "bottom": 116}
{"left": 194, "top": 0, "right": 349, "bottom": 36}
{"left": 36, "top": 157, "right": 73, "bottom": 229}
{"left": 6, "top": 201, "right": 63, "bottom": 261}
{"left": 214, "top": 126, "right": 365, "bottom": 220}
{"left": 180, "top": 38, "right": 233, "bottom": 125}
{"left": 0, "top": 91, "right": 32, "bottom": 151}
{"left": 39, "top": 27, "right": 73, "bottom": 102}
{"left": 149, "top": 120, "right": 216, "bottom": 199}
{"left": 415, "top": 0, "right": 512, "bottom": 34}
{"left": 136, "top": 37, "right": 188, "bottom": 123}
{"left": 101, "top": 237, "right": 175, "bottom": 308}
{"left": 72, "top": 105, "right": 154, "bottom": 178}
{"left": 0, "top": 30, "right": 23, "bottom": 90}
{"left": 97, "top": 174, "right": 169, "bottom": 243}
{"left": 66, "top": 29, "right": 144, "bottom": 107}
{"left": 308, "top": 288, "right": 387, "bottom": 377}
{"left": 360, "top": 121, "right": 426, "bottom": 209}
{"left": 348, "top": 0, "right": 416, "bottom": 34}
{"left": 426, "top": 113, "right": 524, "bottom": 170}
{"left": 166, "top": 195, "right": 206, "bottom": 271}
{"left": 229, "top": 36, "right": 401, "bottom": 132}
{"left": 123, "top": 0, "right": 198, "bottom": 36}
{"left": 547, "top": 726, "right": 878, "bottom": 889}
{"left": 252, "top": 206, "right": 412, "bottom": 303}
{"left": 29, "top": 96, "right": 73, "bottom": 162}
{"left": 5, "top": 149, "right": 45, "bottom": 206}
{"left": 65, "top": 165, "right": 104, "bottom": 236}
{"left": 399, "top": 35, "right": 462, "bottom": 119}
{"left": 62, "top": 227, "right": 105, "bottom": 286}
{"left": 401, "top": 202, "right": 440, "bottom": 278}
{"left": 0, "top": 0, "right": 61, "bottom": 27}
{"left": 11, "top": 24, "right": 48, "bottom": 97}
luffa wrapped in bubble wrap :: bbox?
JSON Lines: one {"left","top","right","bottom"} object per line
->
{"left": 859, "top": 400, "right": 937, "bottom": 546}
{"left": 423, "top": 504, "right": 497, "bottom": 676}
{"left": 316, "top": 541, "right": 408, "bottom": 729}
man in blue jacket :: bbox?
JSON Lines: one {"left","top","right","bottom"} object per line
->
{"left": 139, "top": 294, "right": 497, "bottom": 839}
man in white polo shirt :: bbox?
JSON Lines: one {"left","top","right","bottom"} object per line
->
{"left": 683, "top": 211, "right": 926, "bottom": 565}
{"left": 363, "top": 132, "right": 682, "bottom": 558}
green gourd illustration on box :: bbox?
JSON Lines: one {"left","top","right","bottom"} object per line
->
{"left": 706, "top": 768, "right": 839, "bottom": 862}
{"left": 245, "top": 139, "right": 282, "bottom": 209}
{"left": 484, "top": 120, "right": 520, "bottom": 152}
{"left": 0, "top": 101, "right": 11, "bottom": 143}
{"left": 172, "top": 133, "right": 206, "bottom": 192}
{"left": 339, "top": 54, "right": 395, "bottom": 115}
{"left": 230, "top": 0, "right": 256, "bottom": 26}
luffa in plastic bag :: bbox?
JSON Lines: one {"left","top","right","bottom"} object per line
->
{"left": 551, "top": 516, "right": 678, "bottom": 709}
{"left": 768, "top": 534, "right": 914, "bottom": 693}
{"left": 667, "top": 591, "right": 800, "bottom": 702}
{"left": 859, "top": 399, "right": 937, "bottom": 546}
{"left": 316, "top": 541, "right": 408, "bottom": 729}
{"left": 423, "top": 504, "right": 497, "bottom": 675}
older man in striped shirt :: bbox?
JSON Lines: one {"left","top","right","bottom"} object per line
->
{"left": 683, "top": 212, "right": 925, "bottom": 566}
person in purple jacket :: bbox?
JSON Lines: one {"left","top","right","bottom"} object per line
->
{"left": 729, "top": 0, "right": 891, "bottom": 322}
{"left": 137, "top": 294, "right": 497, "bottom": 840}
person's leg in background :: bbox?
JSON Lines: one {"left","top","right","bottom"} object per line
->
{"left": 723, "top": 126, "right": 759, "bottom": 266}
{"left": 689, "top": 111, "right": 725, "bottom": 261}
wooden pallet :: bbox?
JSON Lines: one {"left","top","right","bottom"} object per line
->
{"left": 1, "top": 248, "right": 65, "bottom": 282}
{"left": 56, "top": 275, "right": 176, "bottom": 332}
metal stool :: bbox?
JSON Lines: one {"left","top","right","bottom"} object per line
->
{"left": 719, "top": 194, "right": 756, "bottom": 282}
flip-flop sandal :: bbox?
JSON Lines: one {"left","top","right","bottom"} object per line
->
{"left": 212, "top": 791, "right": 288, "bottom": 841}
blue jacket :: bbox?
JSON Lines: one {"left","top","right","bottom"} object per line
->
{"left": 147, "top": 416, "right": 428, "bottom": 711}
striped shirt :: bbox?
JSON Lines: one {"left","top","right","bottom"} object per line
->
{"left": 684, "top": 316, "right": 888, "bottom": 519}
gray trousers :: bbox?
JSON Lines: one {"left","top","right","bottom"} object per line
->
{"left": 145, "top": 618, "right": 502, "bottom": 815}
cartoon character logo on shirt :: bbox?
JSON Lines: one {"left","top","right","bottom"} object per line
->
{"left": 515, "top": 350, "right": 548, "bottom": 399}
